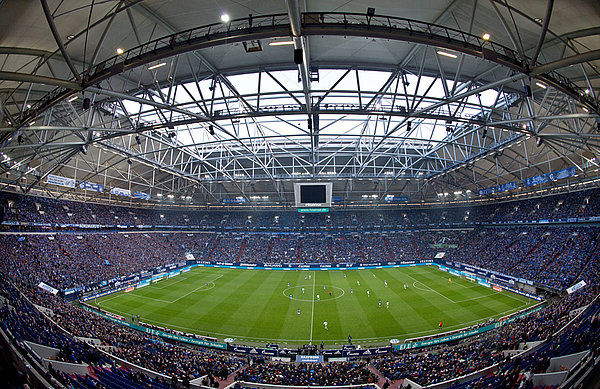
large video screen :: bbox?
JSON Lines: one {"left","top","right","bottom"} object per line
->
{"left": 300, "top": 185, "right": 326, "bottom": 203}
{"left": 294, "top": 182, "right": 333, "bottom": 208}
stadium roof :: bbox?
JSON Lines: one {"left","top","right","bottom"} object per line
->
{"left": 0, "top": 0, "right": 599, "bottom": 206}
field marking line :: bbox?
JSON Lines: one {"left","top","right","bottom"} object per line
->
{"left": 154, "top": 276, "right": 189, "bottom": 289}
{"left": 404, "top": 272, "right": 457, "bottom": 304}
{"left": 120, "top": 294, "right": 173, "bottom": 304}
{"left": 452, "top": 280, "right": 479, "bottom": 289}
{"left": 453, "top": 294, "right": 499, "bottom": 304}
{"left": 310, "top": 271, "right": 316, "bottom": 344}
{"left": 94, "top": 293, "right": 123, "bottom": 304}
{"left": 134, "top": 300, "right": 532, "bottom": 344}
{"left": 168, "top": 274, "right": 223, "bottom": 304}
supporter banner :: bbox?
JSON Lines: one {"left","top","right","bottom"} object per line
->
{"left": 132, "top": 191, "right": 151, "bottom": 200}
{"left": 567, "top": 280, "right": 587, "bottom": 295}
{"left": 526, "top": 173, "right": 549, "bottom": 186}
{"left": 496, "top": 182, "right": 517, "bottom": 193}
{"left": 110, "top": 187, "right": 131, "bottom": 197}
{"left": 79, "top": 181, "right": 104, "bottom": 192}
{"left": 548, "top": 166, "right": 577, "bottom": 181}
{"left": 82, "top": 305, "right": 227, "bottom": 349}
{"left": 64, "top": 287, "right": 82, "bottom": 296}
{"left": 525, "top": 166, "right": 576, "bottom": 187}
{"left": 47, "top": 174, "right": 75, "bottom": 188}
{"left": 296, "top": 355, "right": 324, "bottom": 363}
{"left": 395, "top": 305, "right": 544, "bottom": 351}
{"left": 383, "top": 195, "right": 409, "bottom": 202}
{"left": 480, "top": 181, "right": 518, "bottom": 196}
{"left": 37, "top": 281, "right": 59, "bottom": 295}
{"left": 430, "top": 243, "right": 458, "bottom": 249}
{"left": 478, "top": 187, "right": 495, "bottom": 196}
{"left": 185, "top": 253, "right": 195, "bottom": 260}
{"left": 220, "top": 197, "right": 246, "bottom": 204}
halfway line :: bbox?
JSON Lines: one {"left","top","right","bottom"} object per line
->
{"left": 310, "top": 271, "right": 316, "bottom": 344}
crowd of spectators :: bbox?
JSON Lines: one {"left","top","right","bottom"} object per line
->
{"left": 235, "top": 360, "right": 377, "bottom": 386}
{"left": 0, "top": 233, "right": 215, "bottom": 291}
{"left": 0, "top": 276, "right": 248, "bottom": 386}
{"left": 371, "top": 271, "right": 600, "bottom": 386}
{"left": 454, "top": 227, "right": 598, "bottom": 290}
{"left": 0, "top": 225, "right": 597, "bottom": 292}
{"left": 1, "top": 188, "right": 600, "bottom": 388}
{"left": 3, "top": 187, "right": 600, "bottom": 229}
{"left": 1, "top": 244, "right": 598, "bottom": 388}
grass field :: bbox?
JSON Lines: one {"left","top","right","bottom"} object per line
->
{"left": 90, "top": 266, "right": 533, "bottom": 346}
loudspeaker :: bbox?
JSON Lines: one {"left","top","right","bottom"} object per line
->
{"left": 208, "top": 125, "right": 215, "bottom": 136}
{"left": 524, "top": 85, "right": 532, "bottom": 97}
{"left": 83, "top": 98, "right": 91, "bottom": 109}
{"left": 367, "top": 7, "right": 375, "bottom": 17}
{"left": 294, "top": 49, "right": 303, "bottom": 65}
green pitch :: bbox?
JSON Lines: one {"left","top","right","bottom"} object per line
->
{"left": 90, "top": 266, "right": 533, "bottom": 346}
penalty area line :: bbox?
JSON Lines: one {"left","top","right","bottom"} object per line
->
{"left": 169, "top": 274, "right": 223, "bottom": 304}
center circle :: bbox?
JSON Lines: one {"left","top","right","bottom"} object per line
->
{"left": 283, "top": 285, "right": 346, "bottom": 302}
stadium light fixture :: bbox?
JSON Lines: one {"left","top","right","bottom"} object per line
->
{"left": 148, "top": 62, "right": 167, "bottom": 70}
{"left": 269, "top": 40, "right": 295, "bottom": 46}
{"left": 482, "top": 33, "right": 491, "bottom": 41}
{"left": 68, "top": 96, "right": 78, "bottom": 103}
{"left": 221, "top": 13, "right": 230, "bottom": 23}
{"left": 116, "top": 48, "right": 124, "bottom": 55}
{"left": 437, "top": 50, "right": 457, "bottom": 59}
{"left": 535, "top": 82, "right": 547, "bottom": 89}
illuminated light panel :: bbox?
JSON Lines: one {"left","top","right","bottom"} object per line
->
{"left": 269, "top": 40, "right": 295, "bottom": 46}
{"left": 148, "top": 62, "right": 167, "bottom": 70}
{"left": 437, "top": 50, "right": 458, "bottom": 59}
